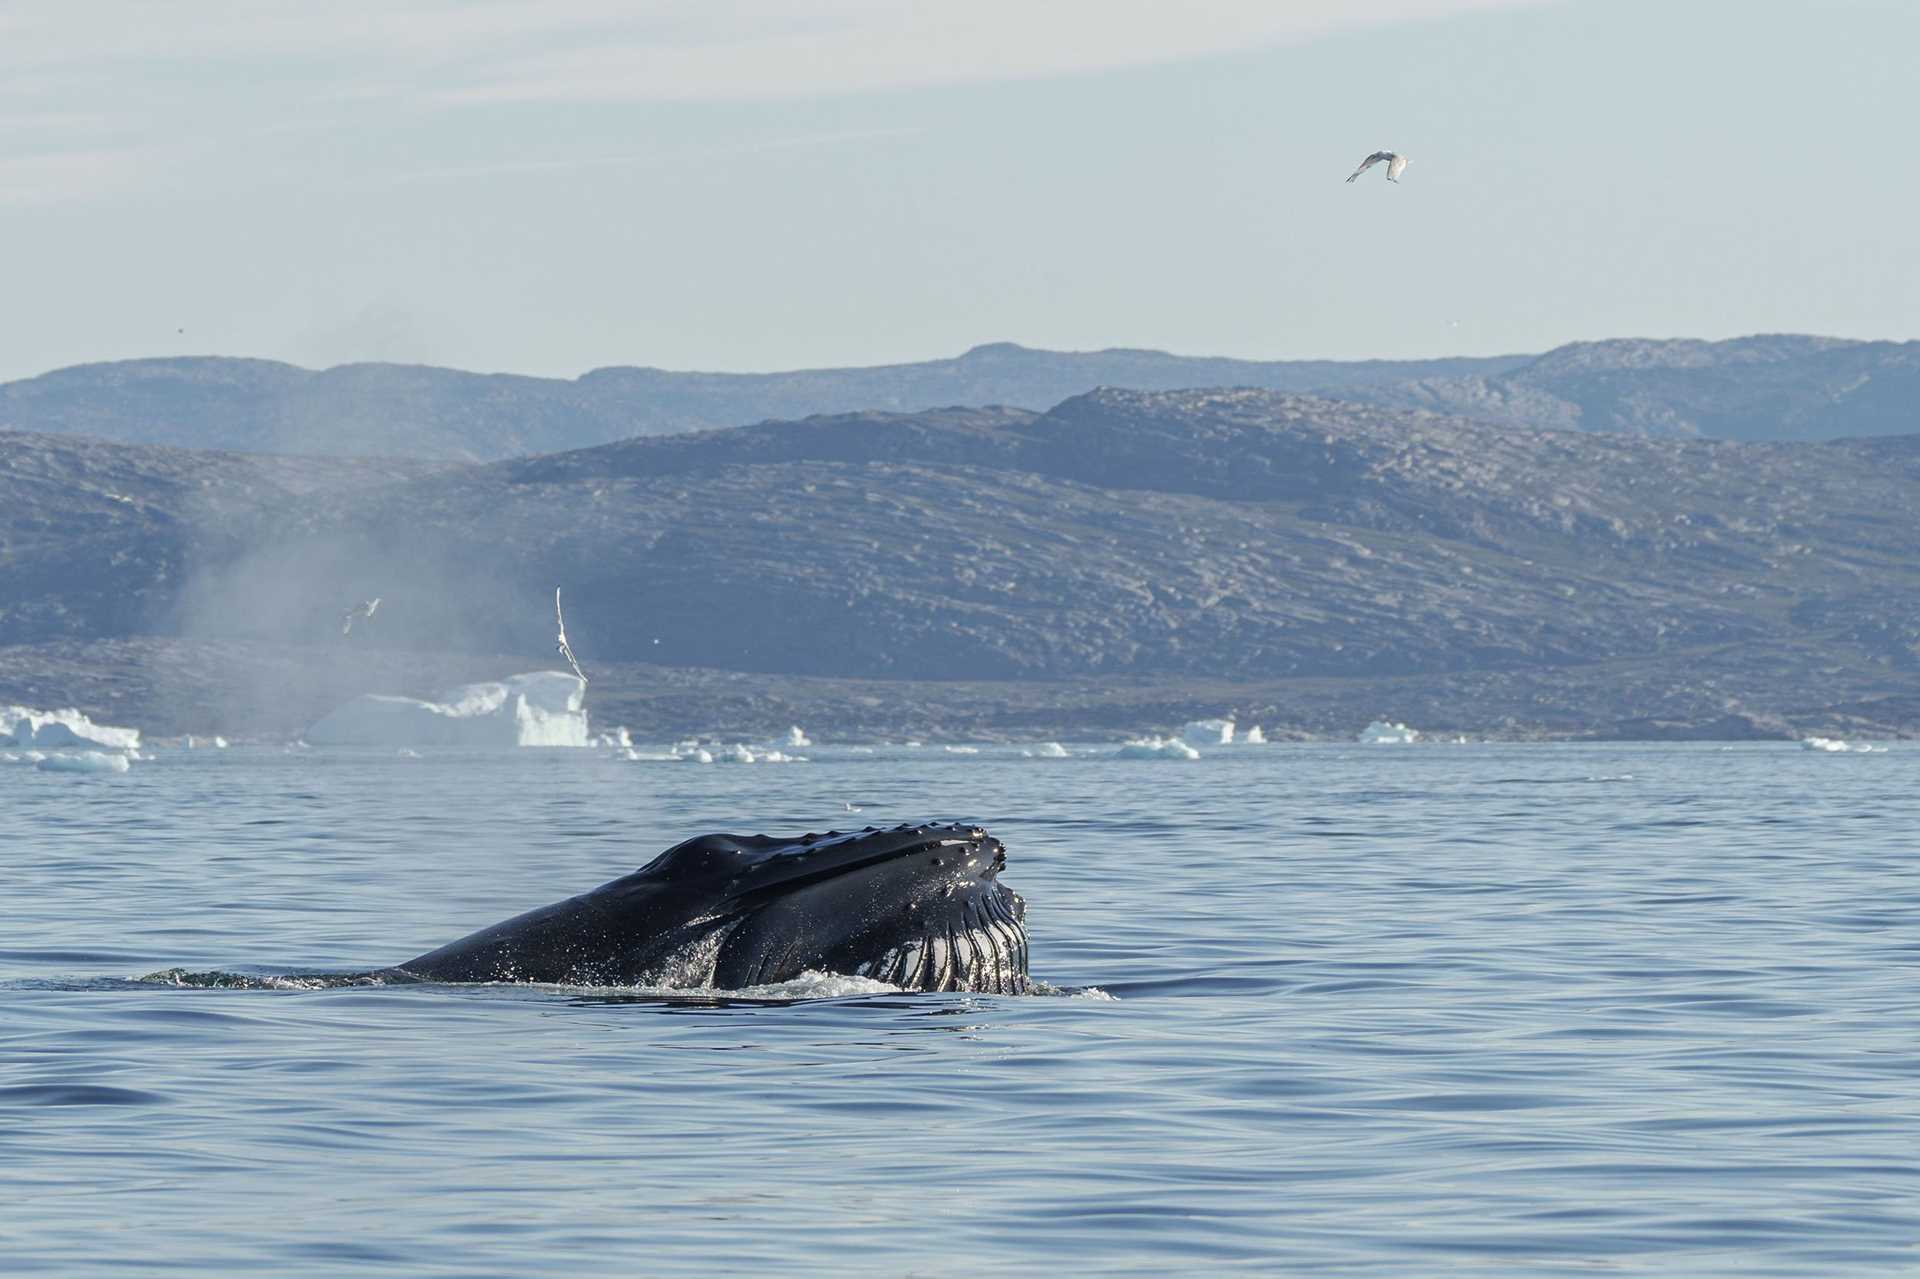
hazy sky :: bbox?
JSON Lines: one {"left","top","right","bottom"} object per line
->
{"left": 1, "top": 0, "right": 1913, "bottom": 380}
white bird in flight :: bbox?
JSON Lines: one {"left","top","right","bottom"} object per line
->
{"left": 1346, "top": 151, "right": 1409, "bottom": 184}
{"left": 340, "top": 597, "right": 380, "bottom": 636}
{"left": 554, "top": 587, "right": 588, "bottom": 685}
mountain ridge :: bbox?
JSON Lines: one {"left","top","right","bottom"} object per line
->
{"left": 12, "top": 333, "right": 1915, "bottom": 462}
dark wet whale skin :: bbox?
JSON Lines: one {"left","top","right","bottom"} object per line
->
{"left": 395, "top": 823, "right": 1029, "bottom": 993}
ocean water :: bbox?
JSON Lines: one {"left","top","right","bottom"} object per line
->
{"left": 3, "top": 741, "right": 1916, "bottom": 1276}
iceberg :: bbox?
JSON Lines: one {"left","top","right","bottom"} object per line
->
{"left": 786, "top": 726, "right": 812, "bottom": 748}
{"left": 1022, "top": 742, "right": 1071, "bottom": 759}
{"left": 3, "top": 705, "right": 142, "bottom": 772}
{"left": 1243, "top": 725, "right": 1267, "bottom": 744}
{"left": 1182, "top": 718, "right": 1235, "bottom": 745}
{"left": 3, "top": 705, "right": 141, "bottom": 753}
{"left": 1116, "top": 736, "right": 1201, "bottom": 760}
{"left": 305, "top": 672, "right": 588, "bottom": 748}
{"left": 1359, "top": 719, "right": 1420, "bottom": 744}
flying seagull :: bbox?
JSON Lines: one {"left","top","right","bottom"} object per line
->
{"left": 340, "top": 597, "right": 381, "bottom": 636}
{"left": 554, "top": 587, "right": 588, "bottom": 686}
{"left": 1346, "top": 151, "right": 1409, "bottom": 184}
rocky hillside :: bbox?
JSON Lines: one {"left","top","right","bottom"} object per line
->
{"left": 0, "top": 345, "right": 1520, "bottom": 462}
{"left": 1350, "top": 335, "right": 1920, "bottom": 442}
{"left": 5, "top": 387, "right": 1918, "bottom": 736}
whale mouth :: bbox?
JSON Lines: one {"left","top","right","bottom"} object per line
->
{"left": 714, "top": 823, "right": 1031, "bottom": 995}
{"left": 851, "top": 887, "right": 1029, "bottom": 994}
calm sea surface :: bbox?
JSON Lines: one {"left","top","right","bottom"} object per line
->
{"left": 2, "top": 740, "right": 1916, "bottom": 1275}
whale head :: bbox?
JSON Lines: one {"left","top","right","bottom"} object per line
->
{"left": 694, "top": 822, "right": 1028, "bottom": 993}
{"left": 399, "top": 822, "right": 1029, "bottom": 993}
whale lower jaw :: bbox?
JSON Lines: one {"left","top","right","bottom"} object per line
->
{"left": 853, "top": 898, "right": 1030, "bottom": 995}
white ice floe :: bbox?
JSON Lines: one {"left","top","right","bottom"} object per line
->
{"left": 1183, "top": 718, "right": 1236, "bottom": 745}
{"left": 304, "top": 671, "right": 588, "bottom": 748}
{"left": 36, "top": 750, "right": 131, "bottom": 774}
{"left": 1021, "top": 742, "right": 1071, "bottom": 759}
{"left": 942, "top": 745, "right": 980, "bottom": 755}
{"left": 704, "top": 743, "right": 802, "bottom": 764}
{"left": 786, "top": 726, "right": 812, "bottom": 747}
{"left": 616, "top": 741, "right": 804, "bottom": 765}
{"left": 1800, "top": 736, "right": 1886, "bottom": 753}
{"left": 3, "top": 705, "right": 141, "bottom": 753}
{"left": 1243, "top": 725, "right": 1267, "bottom": 744}
{"left": 1116, "top": 736, "right": 1202, "bottom": 760}
{"left": 1359, "top": 719, "right": 1420, "bottom": 744}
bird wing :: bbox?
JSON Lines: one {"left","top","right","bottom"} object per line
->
{"left": 1387, "top": 154, "right": 1409, "bottom": 180}
{"left": 1346, "top": 152, "right": 1391, "bottom": 182}
{"left": 554, "top": 587, "right": 588, "bottom": 685}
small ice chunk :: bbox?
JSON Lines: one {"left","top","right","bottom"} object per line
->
{"left": 1116, "top": 736, "right": 1201, "bottom": 760}
{"left": 717, "top": 743, "right": 757, "bottom": 764}
{"left": 1359, "top": 719, "right": 1420, "bottom": 744}
{"left": 1023, "top": 742, "right": 1070, "bottom": 759}
{"left": 786, "top": 726, "right": 812, "bottom": 747}
{"left": 1183, "top": 718, "right": 1235, "bottom": 745}
{"left": 1800, "top": 736, "right": 1884, "bottom": 753}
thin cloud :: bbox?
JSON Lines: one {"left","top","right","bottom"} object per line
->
{"left": 433, "top": 0, "right": 1554, "bottom": 103}
{"left": 3, "top": 2, "right": 1551, "bottom": 106}
{"left": 0, "top": 145, "right": 166, "bottom": 206}
{"left": 394, "top": 127, "right": 924, "bottom": 185}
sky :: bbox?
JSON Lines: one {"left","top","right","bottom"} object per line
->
{"left": 1, "top": 0, "right": 1914, "bottom": 381}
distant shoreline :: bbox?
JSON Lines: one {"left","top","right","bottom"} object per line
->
{"left": 3, "top": 638, "right": 1910, "bottom": 745}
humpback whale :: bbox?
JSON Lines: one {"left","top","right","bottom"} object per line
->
{"left": 397, "top": 822, "right": 1028, "bottom": 993}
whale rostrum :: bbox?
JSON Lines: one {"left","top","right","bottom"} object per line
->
{"left": 396, "top": 822, "right": 1029, "bottom": 994}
